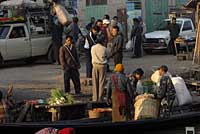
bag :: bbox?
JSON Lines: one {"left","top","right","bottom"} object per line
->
{"left": 171, "top": 77, "right": 192, "bottom": 106}
{"left": 53, "top": 4, "right": 72, "bottom": 26}
{"left": 125, "top": 40, "right": 133, "bottom": 50}
{"left": 84, "top": 38, "right": 90, "bottom": 49}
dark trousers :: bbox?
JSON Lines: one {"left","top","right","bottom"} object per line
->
{"left": 64, "top": 69, "right": 81, "bottom": 94}
{"left": 86, "top": 49, "right": 92, "bottom": 78}
{"left": 169, "top": 38, "right": 179, "bottom": 55}
{"left": 52, "top": 42, "right": 62, "bottom": 63}
{"left": 134, "top": 36, "right": 142, "bottom": 57}
{"left": 114, "top": 53, "right": 123, "bottom": 66}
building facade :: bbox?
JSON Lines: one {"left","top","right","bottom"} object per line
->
{"left": 142, "top": 0, "right": 189, "bottom": 32}
{"left": 77, "top": 0, "right": 126, "bottom": 26}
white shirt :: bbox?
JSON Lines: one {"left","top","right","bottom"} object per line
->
{"left": 91, "top": 43, "right": 109, "bottom": 65}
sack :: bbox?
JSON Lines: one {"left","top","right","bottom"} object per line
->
{"left": 125, "top": 40, "right": 133, "bottom": 50}
{"left": 84, "top": 38, "right": 90, "bottom": 49}
{"left": 171, "top": 77, "right": 193, "bottom": 106}
{"left": 53, "top": 4, "right": 72, "bottom": 26}
{"left": 151, "top": 70, "right": 161, "bottom": 85}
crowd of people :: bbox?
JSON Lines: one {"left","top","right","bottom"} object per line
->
{"left": 54, "top": 9, "right": 178, "bottom": 122}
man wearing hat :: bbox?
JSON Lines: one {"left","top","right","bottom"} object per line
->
{"left": 106, "top": 64, "right": 134, "bottom": 122}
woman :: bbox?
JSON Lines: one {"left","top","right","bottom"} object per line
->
{"left": 130, "top": 18, "right": 143, "bottom": 58}
{"left": 107, "top": 64, "right": 134, "bottom": 122}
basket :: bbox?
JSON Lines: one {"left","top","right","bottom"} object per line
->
{"left": 88, "top": 108, "right": 112, "bottom": 119}
{"left": 88, "top": 110, "right": 104, "bottom": 118}
{"left": 134, "top": 94, "right": 159, "bottom": 120}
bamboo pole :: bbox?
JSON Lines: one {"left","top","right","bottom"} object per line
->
{"left": 193, "top": 3, "right": 200, "bottom": 65}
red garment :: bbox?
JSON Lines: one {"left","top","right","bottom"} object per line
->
{"left": 58, "top": 128, "right": 75, "bottom": 134}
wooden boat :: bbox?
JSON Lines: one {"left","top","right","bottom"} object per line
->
{"left": 0, "top": 110, "right": 200, "bottom": 134}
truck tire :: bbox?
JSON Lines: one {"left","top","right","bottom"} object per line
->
{"left": 47, "top": 45, "right": 55, "bottom": 63}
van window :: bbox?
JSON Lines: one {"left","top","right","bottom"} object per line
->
{"left": 0, "top": 26, "right": 10, "bottom": 39}
{"left": 9, "top": 26, "right": 26, "bottom": 39}
{"left": 182, "top": 21, "right": 192, "bottom": 31}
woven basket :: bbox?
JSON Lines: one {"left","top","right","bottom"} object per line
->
{"left": 88, "top": 108, "right": 112, "bottom": 119}
{"left": 134, "top": 95, "right": 159, "bottom": 120}
{"left": 88, "top": 110, "right": 104, "bottom": 119}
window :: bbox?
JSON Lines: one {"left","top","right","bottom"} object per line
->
{"left": 9, "top": 26, "right": 26, "bottom": 39}
{"left": 86, "top": 0, "right": 107, "bottom": 6}
{"left": 0, "top": 26, "right": 10, "bottom": 39}
{"left": 127, "top": 0, "right": 141, "bottom": 10}
{"left": 182, "top": 21, "right": 192, "bottom": 31}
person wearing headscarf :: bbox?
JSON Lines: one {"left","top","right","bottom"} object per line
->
{"left": 106, "top": 64, "right": 134, "bottom": 122}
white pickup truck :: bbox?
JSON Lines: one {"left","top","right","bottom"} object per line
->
{"left": 143, "top": 18, "right": 196, "bottom": 53}
{"left": 0, "top": 21, "right": 53, "bottom": 64}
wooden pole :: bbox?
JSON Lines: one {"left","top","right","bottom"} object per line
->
{"left": 193, "top": 3, "right": 200, "bottom": 65}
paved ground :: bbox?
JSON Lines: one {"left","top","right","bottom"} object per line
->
{"left": 0, "top": 51, "right": 196, "bottom": 102}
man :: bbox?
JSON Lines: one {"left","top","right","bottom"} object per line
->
{"left": 168, "top": 17, "right": 180, "bottom": 56}
{"left": 64, "top": 17, "right": 84, "bottom": 45}
{"left": 107, "top": 64, "right": 134, "bottom": 122}
{"left": 128, "top": 68, "right": 144, "bottom": 95}
{"left": 59, "top": 35, "right": 81, "bottom": 94}
{"left": 91, "top": 35, "right": 109, "bottom": 101}
{"left": 86, "top": 17, "right": 95, "bottom": 31}
{"left": 112, "top": 16, "right": 123, "bottom": 36}
{"left": 155, "top": 65, "right": 176, "bottom": 117}
{"left": 130, "top": 18, "right": 143, "bottom": 58}
{"left": 110, "top": 26, "right": 124, "bottom": 66}
{"left": 84, "top": 26, "right": 99, "bottom": 79}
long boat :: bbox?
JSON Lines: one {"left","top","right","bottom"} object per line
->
{"left": 0, "top": 110, "right": 200, "bottom": 134}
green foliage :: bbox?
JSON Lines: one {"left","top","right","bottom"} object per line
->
{"left": 142, "top": 80, "right": 156, "bottom": 94}
{"left": 48, "top": 88, "right": 74, "bottom": 105}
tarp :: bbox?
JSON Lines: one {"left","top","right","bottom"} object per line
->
{"left": 0, "top": 0, "right": 44, "bottom": 8}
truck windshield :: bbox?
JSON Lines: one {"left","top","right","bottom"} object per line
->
{"left": 157, "top": 20, "right": 182, "bottom": 30}
{"left": 0, "top": 26, "right": 10, "bottom": 39}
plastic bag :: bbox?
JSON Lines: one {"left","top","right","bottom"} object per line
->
{"left": 125, "top": 40, "right": 133, "bottom": 50}
{"left": 171, "top": 77, "right": 193, "bottom": 106}
{"left": 84, "top": 38, "right": 90, "bottom": 49}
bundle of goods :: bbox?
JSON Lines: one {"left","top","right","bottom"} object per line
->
{"left": 171, "top": 77, "right": 192, "bottom": 106}
{"left": 88, "top": 108, "right": 112, "bottom": 119}
{"left": 53, "top": 4, "right": 72, "bottom": 26}
{"left": 47, "top": 88, "right": 74, "bottom": 106}
{"left": 134, "top": 93, "right": 159, "bottom": 120}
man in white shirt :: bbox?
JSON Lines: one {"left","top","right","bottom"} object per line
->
{"left": 91, "top": 35, "right": 109, "bottom": 101}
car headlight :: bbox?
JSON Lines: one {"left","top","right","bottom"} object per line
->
{"left": 159, "top": 39, "right": 165, "bottom": 43}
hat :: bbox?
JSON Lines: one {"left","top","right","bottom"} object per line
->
{"left": 115, "top": 64, "right": 124, "bottom": 72}
{"left": 103, "top": 19, "right": 110, "bottom": 24}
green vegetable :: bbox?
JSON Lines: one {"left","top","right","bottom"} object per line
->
{"left": 48, "top": 88, "right": 74, "bottom": 105}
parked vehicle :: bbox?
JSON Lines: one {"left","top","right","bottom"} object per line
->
{"left": 143, "top": 18, "right": 195, "bottom": 53}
